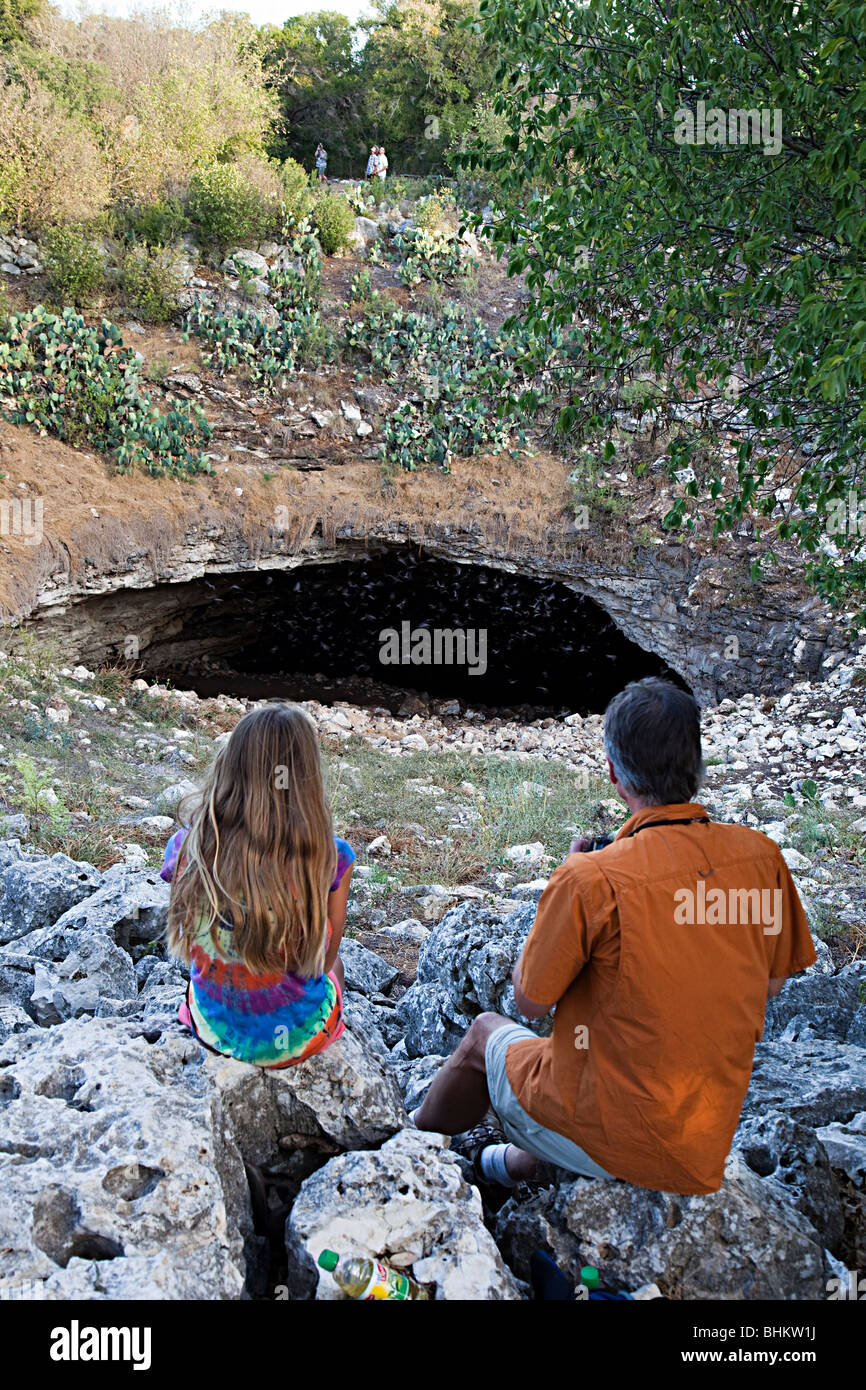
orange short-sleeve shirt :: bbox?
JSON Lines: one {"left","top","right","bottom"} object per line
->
{"left": 506, "top": 804, "right": 816, "bottom": 1194}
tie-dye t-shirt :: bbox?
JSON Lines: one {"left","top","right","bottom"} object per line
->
{"left": 161, "top": 829, "right": 355, "bottom": 1067}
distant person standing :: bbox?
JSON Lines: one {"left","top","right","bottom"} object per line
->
{"left": 315, "top": 143, "right": 328, "bottom": 182}
{"left": 376, "top": 145, "right": 389, "bottom": 182}
{"left": 366, "top": 146, "right": 378, "bottom": 179}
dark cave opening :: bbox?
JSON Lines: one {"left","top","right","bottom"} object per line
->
{"left": 123, "top": 549, "right": 689, "bottom": 717}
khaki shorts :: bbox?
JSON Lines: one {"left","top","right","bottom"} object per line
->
{"left": 485, "top": 1022, "right": 614, "bottom": 1179}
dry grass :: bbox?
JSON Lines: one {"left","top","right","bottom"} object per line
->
{"left": 0, "top": 644, "right": 613, "bottom": 884}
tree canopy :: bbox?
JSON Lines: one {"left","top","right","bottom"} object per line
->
{"left": 463, "top": 0, "right": 866, "bottom": 614}
{"left": 259, "top": 0, "right": 498, "bottom": 177}
{"left": 0, "top": 0, "right": 41, "bottom": 47}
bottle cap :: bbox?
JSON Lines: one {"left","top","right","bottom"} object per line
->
{"left": 580, "top": 1265, "right": 600, "bottom": 1291}
{"left": 318, "top": 1249, "right": 339, "bottom": 1271}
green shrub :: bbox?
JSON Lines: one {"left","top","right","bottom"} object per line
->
{"left": 0, "top": 304, "right": 212, "bottom": 476}
{"left": 349, "top": 267, "right": 372, "bottom": 304}
{"left": 117, "top": 244, "right": 180, "bottom": 324}
{"left": 183, "top": 300, "right": 313, "bottom": 388}
{"left": 385, "top": 175, "right": 415, "bottom": 202}
{"left": 114, "top": 196, "right": 190, "bottom": 248}
{"left": 103, "top": 16, "right": 278, "bottom": 205}
{"left": 414, "top": 191, "right": 458, "bottom": 232}
{"left": 346, "top": 182, "right": 376, "bottom": 216}
{"left": 42, "top": 225, "right": 106, "bottom": 304}
{"left": 0, "top": 76, "right": 110, "bottom": 231}
{"left": 232, "top": 261, "right": 263, "bottom": 299}
{"left": 267, "top": 230, "right": 322, "bottom": 315}
{"left": 298, "top": 318, "right": 338, "bottom": 368}
{"left": 392, "top": 225, "right": 468, "bottom": 286}
{"left": 188, "top": 161, "right": 281, "bottom": 252}
{"left": 311, "top": 193, "right": 354, "bottom": 256}
{"left": 280, "top": 157, "right": 315, "bottom": 230}
{"left": 184, "top": 229, "right": 324, "bottom": 385}
{"left": 344, "top": 296, "right": 526, "bottom": 472}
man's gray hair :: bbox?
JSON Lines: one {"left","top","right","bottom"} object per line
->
{"left": 603, "top": 677, "right": 705, "bottom": 805}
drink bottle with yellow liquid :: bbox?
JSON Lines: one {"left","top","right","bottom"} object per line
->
{"left": 317, "top": 1249, "right": 430, "bottom": 1300}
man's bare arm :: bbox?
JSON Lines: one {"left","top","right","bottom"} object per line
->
{"left": 767, "top": 977, "right": 786, "bottom": 999}
{"left": 512, "top": 950, "right": 558, "bottom": 1020}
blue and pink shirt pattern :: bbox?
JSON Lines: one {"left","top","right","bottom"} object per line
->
{"left": 161, "top": 830, "right": 355, "bottom": 1067}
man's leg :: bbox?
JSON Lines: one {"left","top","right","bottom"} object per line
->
{"left": 413, "top": 1011, "right": 538, "bottom": 1181}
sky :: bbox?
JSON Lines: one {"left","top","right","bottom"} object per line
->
{"left": 55, "top": 0, "right": 375, "bottom": 28}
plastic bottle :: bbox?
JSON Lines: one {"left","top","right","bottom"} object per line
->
{"left": 575, "top": 1264, "right": 600, "bottom": 1299}
{"left": 317, "top": 1249, "right": 430, "bottom": 1300}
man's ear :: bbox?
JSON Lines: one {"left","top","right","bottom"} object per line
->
{"left": 607, "top": 757, "right": 618, "bottom": 788}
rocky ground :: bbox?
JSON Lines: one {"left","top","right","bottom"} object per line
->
{"left": 0, "top": 639, "right": 864, "bottom": 1300}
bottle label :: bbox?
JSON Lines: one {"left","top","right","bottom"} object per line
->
{"left": 362, "top": 1261, "right": 411, "bottom": 1300}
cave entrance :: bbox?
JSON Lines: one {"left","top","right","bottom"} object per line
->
{"left": 119, "top": 549, "right": 688, "bottom": 717}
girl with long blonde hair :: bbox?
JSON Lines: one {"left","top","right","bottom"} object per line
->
{"left": 162, "top": 702, "right": 354, "bottom": 1067}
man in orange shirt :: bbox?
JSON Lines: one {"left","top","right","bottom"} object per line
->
{"left": 414, "top": 678, "right": 816, "bottom": 1194}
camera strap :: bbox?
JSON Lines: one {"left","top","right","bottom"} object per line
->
{"left": 624, "top": 815, "right": 711, "bottom": 839}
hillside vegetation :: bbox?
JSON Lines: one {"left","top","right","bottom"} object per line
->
{"left": 0, "top": 0, "right": 864, "bottom": 625}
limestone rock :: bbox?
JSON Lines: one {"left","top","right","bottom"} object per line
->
{"left": 135, "top": 962, "right": 186, "bottom": 1029}
{"left": 0, "top": 853, "right": 103, "bottom": 943}
{"left": 50, "top": 865, "right": 170, "bottom": 948}
{"left": 42, "top": 935, "right": 138, "bottom": 1019}
{"left": 764, "top": 962, "right": 865, "bottom": 1043}
{"left": 203, "top": 1024, "right": 405, "bottom": 1156}
{"left": 285, "top": 1129, "right": 526, "bottom": 1300}
{"left": 2, "top": 921, "right": 95, "bottom": 968}
{"left": 155, "top": 780, "right": 198, "bottom": 812}
{"left": 352, "top": 384, "right": 393, "bottom": 416}
{"left": 0, "top": 1001, "right": 36, "bottom": 1043}
{"left": 341, "top": 989, "right": 390, "bottom": 1055}
{"left": 0, "top": 814, "right": 29, "bottom": 839}
{"left": 393, "top": 981, "right": 465, "bottom": 1059}
{"left": 414, "top": 890, "right": 459, "bottom": 923}
{"left": 339, "top": 939, "right": 398, "bottom": 996}
{"left": 734, "top": 1111, "right": 845, "bottom": 1251}
{"left": 226, "top": 248, "right": 268, "bottom": 275}
{"left": 379, "top": 917, "right": 430, "bottom": 944}
{"left": 808, "top": 936, "right": 835, "bottom": 975}
{"left": 163, "top": 372, "right": 202, "bottom": 395}
{"left": 390, "top": 1051, "right": 446, "bottom": 1111}
{"left": 138, "top": 960, "right": 186, "bottom": 996}
{"left": 0, "top": 1018, "right": 251, "bottom": 1298}
{"left": 742, "top": 1040, "right": 866, "bottom": 1127}
{"left": 0, "top": 958, "right": 37, "bottom": 1012}
{"left": 351, "top": 216, "right": 380, "bottom": 245}
{"left": 503, "top": 842, "right": 547, "bottom": 867}
{"left": 817, "top": 1113, "right": 866, "bottom": 1187}
{"left": 509, "top": 878, "right": 549, "bottom": 903}
{"left": 29, "top": 967, "right": 72, "bottom": 1026}
{"left": 0, "top": 839, "right": 25, "bottom": 873}
{"left": 395, "top": 901, "right": 546, "bottom": 1058}
{"left": 846, "top": 1007, "right": 866, "bottom": 1046}
{"left": 782, "top": 847, "right": 811, "bottom": 872}
{"left": 494, "top": 1166, "right": 833, "bottom": 1300}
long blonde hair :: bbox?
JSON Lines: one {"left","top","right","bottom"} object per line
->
{"left": 166, "top": 702, "right": 337, "bottom": 978}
